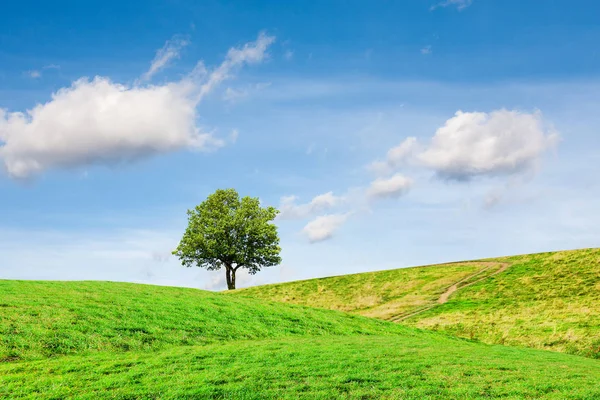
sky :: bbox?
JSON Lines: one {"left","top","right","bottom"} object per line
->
{"left": 1, "top": 0, "right": 599, "bottom": 290}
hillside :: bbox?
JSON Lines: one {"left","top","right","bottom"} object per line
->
{"left": 2, "top": 278, "right": 600, "bottom": 398}
{"left": 231, "top": 248, "right": 600, "bottom": 358}
{"left": 3, "top": 326, "right": 600, "bottom": 399}
{"left": 0, "top": 280, "right": 408, "bottom": 362}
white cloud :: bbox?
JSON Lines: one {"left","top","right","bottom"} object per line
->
{"left": 284, "top": 50, "right": 294, "bottom": 60}
{"left": 223, "top": 82, "right": 271, "bottom": 104}
{"left": 195, "top": 32, "right": 275, "bottom": 102}
{"left": 302, "top": 213, "right": 350, "bottom": 243}
{"left": 369, "top": 137, "right": 417, "bottom": 176}
{"left": 25, "top": 65, "right": 60, "bottom": 79}
{"left": 430, "top": 0, "right": 473, "bottom": 11}
{"left": 418, "top": 109, "right": 559, "bottom": 181}
{"left": 223, "top": 87, "right": 248, "bottom": 103}
{"left": 367, "top": 173, "right": 413, "bottom": 199}
{"left": 229, "top": 129, "right": 239, "bottom": 143}
{"left": 421, "top": 45, "right": 432, "bottom": 55}
{"left": 278, "top": 191, "right": 344, "bottom": 220}
{"left": 0, "top": 32, "right": 275, "bottom": 179}
{"left": 140, "top": 35, "right": 190, "bottom": 82}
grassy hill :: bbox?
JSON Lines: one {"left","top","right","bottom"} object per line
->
{"left": 2, "top": 251, "right": 600, "bottom": 399}
{"left": 3, "top": 332, "right": 600, "bottom": 399}
{"left": 231, "top": 248, "right": 600, "bottom": 358}
{"left": 0, "top": 280, "right": 407, "bottom": 362}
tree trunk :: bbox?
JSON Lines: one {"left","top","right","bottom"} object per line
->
{"left": 225, "top": 265, "right": 236, "bottom": 290}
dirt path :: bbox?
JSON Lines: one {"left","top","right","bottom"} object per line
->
{"left": 390, "top": 262, "right": 510, "bottom": 323}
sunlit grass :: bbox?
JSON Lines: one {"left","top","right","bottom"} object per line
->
{"left": 409, "top": 249, "right": 600, "bottom": 358}
{"left": 0, "top": 280, "right": 408, "bottom": 362}
{"left": 3, "top": 335, "right": 600, "bottom": 399}
{"left": 231, "top": 262, "right": 489, "bottom": 319}
{"left": 232, "top": 249, "right": 600, "bottom": 358}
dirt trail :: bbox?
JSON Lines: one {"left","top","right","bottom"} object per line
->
{"left": 391, "top": 262, "right": 510, "bottom": 323}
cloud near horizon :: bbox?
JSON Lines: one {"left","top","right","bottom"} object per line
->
{"left": 278, "top": 191, "right": 345, "bottom": 220}
{"left": 302, "top": 213, "right": 351, "bottom": 243}
{"left": 0, "top": 32, "right": 275, "bottom": 179}
{"left": 367, "top": 173, "right": 413, "bottom": 199}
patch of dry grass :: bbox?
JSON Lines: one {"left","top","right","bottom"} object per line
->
{"left": 230, "top": 263, "right": 490, "bottom": 319}
{"left": 232, "top": 248, "right": 600, "bottom": 358}
{"left": 407, "top": 249, "right": 600, "bottom": 358}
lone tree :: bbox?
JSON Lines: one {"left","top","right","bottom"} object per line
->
{"left": 173, "top": 188, "right": 281, "bottom": 290}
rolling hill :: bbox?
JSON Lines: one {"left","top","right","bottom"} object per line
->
{"left": 231, "top": 248, "right": 600, "bottom": 358}
{"left": 1, "top": 249, "right": 600, "bottom": 398}
{"left": 0, "top": 280, "right": 407, "bottom": 362}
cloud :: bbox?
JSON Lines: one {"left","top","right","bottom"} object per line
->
{"left": 367, "top": 173, "right": 413, "bottom": 199}
{"left": 24, "top": 65, "right": 60, "bottom": 79}
{"left": 195, "top": 32, "right": 275, "bottom": 101}
{"left": 430, "top": 0, "right": 473, "bottom": 11}
{"left": 229, "top": 129, "right": 239, "bottom": 143}
{"left": 223, "top": 87, "right": 248, "bottom": 103}
{"left": 284, "top": 50, "right": 294, "bottom": 60}
{"left": 421, "top": 45, "right": 432, "bottom": 55}
{"left": 278, "top": 191, "right": 344, "bottom": 220}
{"left": 0, "top": 32, "right": 275, "bottom": 179}
{"left": 140, "top": 35, "right": 190, "bottom": 82}
{"left": 418, "top": 109, "right": 559, "bottom": 181}
{"left": 223, "top": 82, "right": 271, "bottom": 104}
{"left": 302, "top": 213, "right": 350, "bottom": 243}
{"left": 369, "top": 137, "right": 417, "bottom": 176}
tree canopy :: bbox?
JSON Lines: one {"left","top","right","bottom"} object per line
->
{"left": 173, "top": 188, "right": 281, "bottom": 290}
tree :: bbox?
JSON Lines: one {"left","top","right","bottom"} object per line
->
{"left": 172, "top": 188, "right": 282, "bottom": 290}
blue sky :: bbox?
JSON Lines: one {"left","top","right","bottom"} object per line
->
{"left": 1, "top": 0, "right": 599, "bottom": 290}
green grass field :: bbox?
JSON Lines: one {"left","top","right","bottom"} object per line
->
{"left": 0, "top": 280, "right": 406, "bottom": 362}
{"left": 3, "top": 335, "right": 600, "bottom": 399}
{"left": 1, "top": 249, "right": 600, "bottom": 398}
{"left": 232, "top": 248, "right": 600, "bottom": 358}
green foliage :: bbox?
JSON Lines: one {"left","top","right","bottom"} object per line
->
{"left": 173, "top": 188, "right": 281, "bottom": 289}
{"left": 3, "top": 335, "right": 600, "bottom": 399}
{"left": 0, "top": 280, "right": 408, "bottom": 362}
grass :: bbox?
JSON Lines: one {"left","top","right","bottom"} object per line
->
{"left": 3, "top": 334, "right": 600, "bottom": 399}
{"left": 0, "top": 280, "right": 408, "bottom": 362}
{"left": 2, "top": 249, "right": 600, "bottom": 398}
{"left": 408, "top": 249, "right": 600, "bottom": 358}
{"left": 231, "top": 262, "right": 490, "bottom": 319}
{"left": 231, "top": 248, "right": 600, "bottom": 358}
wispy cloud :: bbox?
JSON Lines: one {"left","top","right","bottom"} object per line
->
{"left": 24, "top": 64, "right": 60, "bottom": 79}
{"left": 140, "top": 35, "right": 190, "bottom": 82}
{"left": 421, "top": 45, "right": 432, "bottom": 55}
{"left": 430, "top": 0, "right": 473, "bottom": 11}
